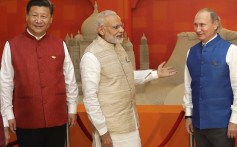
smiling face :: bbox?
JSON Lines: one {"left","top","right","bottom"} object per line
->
{"left": 26, "top": 6, "right": 53, "bottom": 37}
{"left": 194, "top": 10, "right": 218, "bottom": 43}
{"left": 98, "top": 14, "right": 124, "bottom": 44}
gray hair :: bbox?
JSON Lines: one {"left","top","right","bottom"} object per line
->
{"left": 198, "top": 8, "right": 220, "bottom": 29}
{"left": 200, "top": 8, "right": 219, "bottom": 22}
{"left": 96, "top": 10, "right": 117, "bottom": 28}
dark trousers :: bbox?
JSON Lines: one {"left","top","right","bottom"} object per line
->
{"left": 194, "top": 127, "right": 235, "bottom": 147}
{"left": 16, "top": 124, "right": 66, "bottom": 147}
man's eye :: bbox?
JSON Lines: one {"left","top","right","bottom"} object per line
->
{"left": 113, "top": 25, "right": 120, "bottom": 29}
{"left": 112, "top": 24, "right": 124, "bottom": 30}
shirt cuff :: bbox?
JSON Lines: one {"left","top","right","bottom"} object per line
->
{"left": 185, "top": 108, "right": 192, "bottom": 116}
{"left": 151, "top": 71, "right": 158, "bottom": 79}
{"left": 6, "top": 109, "right": 14, "bottom": 121}
{"left": 98, "top": 127, "right": 108, "bottom": 136}
{"left": 3, "top": 116, "right": 9, "bottom": 127}
{"left": 230, "top": 111, "right": 237, "bottom": 124}
{"left": 67, "top": 103, "right": 78, "bottom": 114}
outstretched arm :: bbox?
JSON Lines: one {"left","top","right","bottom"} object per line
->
{"left": 157, "top": 61, "right": 177, "bottom": 78}
{"left": 134, "top": 61, "right": 176, "bottom": 85}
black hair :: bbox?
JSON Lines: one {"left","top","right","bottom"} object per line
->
{"left": 26, "top": 0, "right": 54, "bottom": 15}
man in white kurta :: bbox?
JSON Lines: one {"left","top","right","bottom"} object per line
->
{"left": 80, "top": 10, "right": 176, "bottom": 147}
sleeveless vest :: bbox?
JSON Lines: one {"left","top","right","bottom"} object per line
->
{"left": 9, "top": 31, "right": 67, "bottom": 128}
{"left": 187, "top": 35, "right": 232, "bottom": 129}
{"left": 84, "top": 36, "right": 138, "bottom": 133}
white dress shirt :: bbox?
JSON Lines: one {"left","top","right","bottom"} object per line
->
{"left": 0, "top": 30, "right": 79, "bottom": 127}
{"left": 183, "top": 35, "right": 237, "bottom": 124}
{"left": 80, "top": 52, "right": 158, "bottom": 136}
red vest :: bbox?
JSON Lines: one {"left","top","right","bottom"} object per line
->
{"left": 0, "top": 113, "right": 5, "bottom": 146}
{"left": 9, "top": 31, "right": 67, "bottom": 128}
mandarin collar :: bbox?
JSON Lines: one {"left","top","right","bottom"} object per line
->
{"left": 202, "top": 34, "right": 217, "bottom": 46}
{"left": 25, "top": 28, "right": 47, "bottom": 41}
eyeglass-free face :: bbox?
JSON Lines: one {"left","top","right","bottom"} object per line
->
{"left": 100, "top": 14, "right": 124, "bottom": 44}
{"left": 26, "top": 6, "right": 53, "bottom": 37}
{"left": 194, "top": 11, "right": 218, "bottom": 43}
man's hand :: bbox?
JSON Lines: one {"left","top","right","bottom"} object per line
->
{"left": 228, "top": 122, "right": 237, "bottom": 139}
{"left": 4, "top": 127, "right": 10, "bottom": 146}
{"left": 185, "top": 118, "right": 193, "bottom": 135}
{"left": 8, "top": 119, "right": 16, "bottom": 133}
{"left": 68, "top": 114, "right": 77, "bottom": 127}
{"left": 100, "top": 131, "right": 113, "bottom": 147}
{"left": 157, "top": 61, "right": 177, "bottom": 78}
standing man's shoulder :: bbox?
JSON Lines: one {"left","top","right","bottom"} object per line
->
{"left": 190, "top": 41, "right": 202, "bottom": 50}
{"left": 8, "top": 32, "right": 27, "bottom": 43}
{"left": 229, "top": 43, "right": 237, "bottom": 49}
{"left": 84, "top": 37, "right": 103, "bottom": 54}
{"left": 46, "top": 34, "right": 64, "bottom": 43}
{"left": 43, "top": 34, "right": 66, "bottom": 49}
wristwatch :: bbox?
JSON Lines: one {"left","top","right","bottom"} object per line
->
{"left": 185, "top": 116, "right": 192, "bottom": 119}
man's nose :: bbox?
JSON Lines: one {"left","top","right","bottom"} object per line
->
{"left": 196, "top": 26, "right": 201, "bottom": 32}
{"left": 35, "top": 17, "right": 43, "bottom": 23}
{"left": 118, "top": 26, "right": 124, "bottom": 32}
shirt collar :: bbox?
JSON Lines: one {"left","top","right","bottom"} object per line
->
{"left": 202, "top": 34, "right": 217, "bottom": 46}
{"left": 27, "top": 28, "right": 46, "bottom": 40}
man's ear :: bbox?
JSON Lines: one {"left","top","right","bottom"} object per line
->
{"left": 213, "top": 20, "right": 219, "bottom": 30}
{"left": 98, "top": 26, "right": 105, "bottom": 36}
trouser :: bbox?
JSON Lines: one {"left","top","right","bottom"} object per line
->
{"left": 16, "top": 124, "right": 66, "bottom": 147}
{"left": 194, "top": 127, "right": 235, "bottom": 147}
